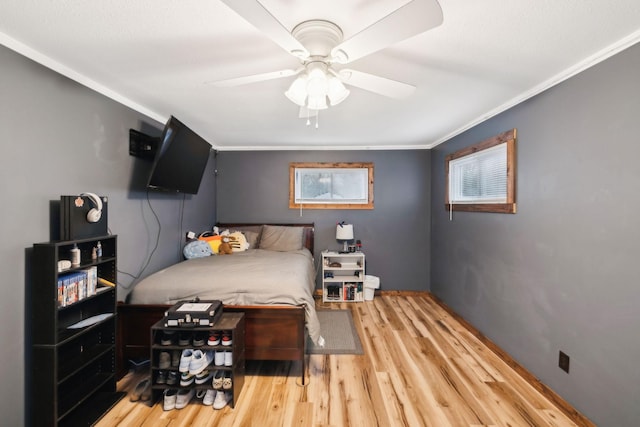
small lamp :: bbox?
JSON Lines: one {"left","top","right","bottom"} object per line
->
{"left": 336, "top": 223, "right": 354, "bottom": 253}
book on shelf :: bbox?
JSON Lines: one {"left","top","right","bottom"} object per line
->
{"left": 57, "top": 266, "right": 98, "bottom": 307}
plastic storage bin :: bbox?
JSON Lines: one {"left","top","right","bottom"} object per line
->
{"left": 364, "top": 275, "right": 380, "bottom": 301}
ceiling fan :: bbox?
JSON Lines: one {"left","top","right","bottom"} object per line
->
{"left": 213, "top": 0, "right": 443, "bottom": 117}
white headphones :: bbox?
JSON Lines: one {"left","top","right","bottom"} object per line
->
{"left": 81, "top": 192, "right": 103, "bottom": 223}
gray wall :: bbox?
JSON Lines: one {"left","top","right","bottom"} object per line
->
{"left": 0, "top": 45, "right": 216, "bottom": 425}
{"left": 216, "top": 150, "right": 431, "bottom": 291}
{"left": 431, "top": 43, "right": 640, "bottom": 426}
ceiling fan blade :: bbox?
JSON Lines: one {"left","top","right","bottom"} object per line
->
{"left": 331, "top": 0, "right": 443, "bottom": 64}
{"left": 337, "top": 69, "right": 415, "bottom": 99}
{"left": 220, "top": 0, "right": 309, "bottom": 59}
{"left": 208, "top": 69, "right": 298, "bottom": 87}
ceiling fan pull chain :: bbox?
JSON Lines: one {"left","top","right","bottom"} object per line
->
{"left": 315, "top": 112, "right": 319, "bottom": 129}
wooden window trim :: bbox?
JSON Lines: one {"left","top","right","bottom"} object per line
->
{"left": 445, "top": 129, "right": 517, "bottom": 214}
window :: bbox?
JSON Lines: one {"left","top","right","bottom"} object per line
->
{"left": 445, "top": 129, "right": 516, "bottom": 213}
{"left": 289, "top": 162, "right": 374, "bottom": 209}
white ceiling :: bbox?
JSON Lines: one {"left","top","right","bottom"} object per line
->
{"left": 1, "top": 0, "right": 639, "bottom": 150}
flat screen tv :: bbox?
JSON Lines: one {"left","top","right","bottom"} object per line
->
{"left": 147, "top": 116, "right": 212, "bottom": 194}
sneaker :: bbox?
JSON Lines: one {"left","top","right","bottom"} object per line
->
{"left": 224, "top": 351, "right": 233, "bottom": 367}
{"left": 195, "top": 369, "right": 213, "bottom": 385}
{"left": 130, "top": 377, "right": 150, "bottom": 402}
{"left": 202, "top": 389, "right": 215, "bottom": 406}
{"left": 158, "top": 351, "right": 171, "bottom": 369}
{"left": 178, "top": 332, "right": 191, "bottom": 346}
{"left": 208, "top": 332, "right": 221, "bottom": 346}
{"left": 171, "top": 350, "right": 181, "bottom": 368}
{"left": 156, "top": 370, "right": 167, "bottom": 384}
{"left": 167, "top": 371, "right": 178, "bottom": 385}
{"left": 175, "top": 388, "right": 195, "bottom": 409}
{"left": 212, "top": 390, "right": 232, "bottom": 410}
{"left": 180, "top": 372, "right": 195, "bottom": 386}
{"left": 193, "top": 332, "right": 206, "bottom": 347}
{"left": 189, "top": 350, "right": 214, "bottom": 375}
{"left": 179, "top": 349, "right": 194, "bottom": 372}
{"left": 212, "top": 370, "right": 224, "bottom": 390}
{"left": 221, "top": 332, "right": 232, "bottom": 346}
{"left": 222, "top": 372, "right": 232, "bottom": 390}
{"left": 160, "top": 330, "right": 176, "bottom": 345}
{"left": 163, "top": 389, "right": 177, "bottom": 411}
{"left": 214, "top": 350, "right": 225, "bottom": 366}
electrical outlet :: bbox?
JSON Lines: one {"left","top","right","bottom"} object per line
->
{"left": 559, "top": 350, "right": 570, "bottom": 373}
{"left": 185, "top": 231, "right": 196, "bottom": 240}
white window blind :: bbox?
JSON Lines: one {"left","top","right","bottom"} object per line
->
{"left": 449, "top": 142, "right": 507, "bottom": 203}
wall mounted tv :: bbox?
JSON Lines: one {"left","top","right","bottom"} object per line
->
{"left": 146, "top": 116, "right": 212, "bottom": 195}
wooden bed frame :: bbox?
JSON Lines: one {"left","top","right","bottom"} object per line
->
{"left": 116, "top": 223, "right": 314, "bottom": 384}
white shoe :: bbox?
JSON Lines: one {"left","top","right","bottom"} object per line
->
{"left": 224, "top": 351, "right": 233, "bottom": 367}
{"left": 163, "top": 389, "right": 177, "bottom": 411}
{"left": 175, "top": 388, "right": 195, "bottom": 409}
{"left": 212, "top": 370, "right": 224, "bottom": 390}
{"left": 207, "top": 332, "right": 221, "bottom": 346}
{"left": 179, "top": 349, "right": 193, "bottom": 372}
{"left": 203, "top": 389, "right": 215, "bottom": 406}
{"left": 214, "top": 350, "right": 225, "bottom": 366}
{"left": 195, "top": 369, "right": 213, "bottom": 384}
{"left": 180, "top": 371, "right": 195, "bottom": 386}
{"left": 221, "top": 332, "right": 232, "bottom": 346}
{"left": 222, "top": 372, "right": 233, "bottom": 390}
{"left": 189, "top": 350, "right": 214, "bottom": 375}
{"left": 212, "top": 390, "right": 232, "bottom": 410}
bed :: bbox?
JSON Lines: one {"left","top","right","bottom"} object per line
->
{"left": 116, "top": 223, "right": 319, "bottom": 384}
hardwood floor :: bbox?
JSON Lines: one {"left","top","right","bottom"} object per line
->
{"left": 98, "top": 294, "right": 593, "bottom": 427}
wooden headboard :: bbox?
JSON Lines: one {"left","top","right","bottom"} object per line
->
{"left": 215, "top": 223, "right": 314, "bottom": 253}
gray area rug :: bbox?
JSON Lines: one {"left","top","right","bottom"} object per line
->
{"left": 307, "top": 309, "right": 364, "bottom": 355}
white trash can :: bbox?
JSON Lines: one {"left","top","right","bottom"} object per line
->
{"left": 364, "top": 275, "right": 380, "bottom": 301}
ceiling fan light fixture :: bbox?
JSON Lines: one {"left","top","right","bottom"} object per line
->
{"left": 305, "top": 64, "right": 329, "bottom": 96}
{"left": 285, "top": 74, "right": 308, "bottom": 106}
{"left": 285, "top": 59, "right": 350, "bottom": 112}
{"left": 327, "top": 76, "right": 350, "bottom": 106}
{"left": 307, "top": 93, "right": 328, "bottom": 110}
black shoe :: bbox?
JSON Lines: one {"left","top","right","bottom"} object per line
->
{"left": 193, "top": 332, "right": 206, "bottom": 347}
{"left": 166, "top": 371, "right": 178, "bottom": 385}
{"left": 160, "top": 330, "right": 176, "bottom": 345}
{"left": 178, "top": 332, "right": 191, "bottom": 346}
{"left": 156, "top": 370, "right": 167, "bottom": 384}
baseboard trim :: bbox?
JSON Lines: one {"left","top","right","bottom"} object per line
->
{"left": 314, "top": 289, "right": 425, "bottom": 298}
{"left": 425, "top": 291, "right": 596, "bottom": 427}
{"left": 315, "top": 288, "right": 593, "bottom": 425}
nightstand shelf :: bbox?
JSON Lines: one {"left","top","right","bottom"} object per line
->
{"left": 322, "top": 251, "right": 365, "bottom": 302}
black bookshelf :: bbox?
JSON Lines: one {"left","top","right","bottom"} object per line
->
{"left": 29, "top": 235, "right": 124, "bottom": 426}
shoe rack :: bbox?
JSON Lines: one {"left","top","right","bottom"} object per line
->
{"left": 150, "top": 312, "right": 245, "bottom": 409}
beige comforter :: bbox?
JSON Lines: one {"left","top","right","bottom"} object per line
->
{"left": 127, "top": 248, "right": 321, "bottom": 344}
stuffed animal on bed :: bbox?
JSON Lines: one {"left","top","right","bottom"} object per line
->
{"left": 183, "top": 239, "right": 213, "bottom": 259}
{"left": 229, "top": 231, "right": 249, "bottom": 251}
{"left": 218, "top": 235, "right": 234, "bottom": 255}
